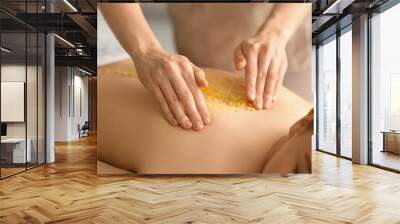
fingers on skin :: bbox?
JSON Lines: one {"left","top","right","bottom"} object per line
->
{"left": 234, "top": 46, "right": 246, "bottom": 70}
{"left": 158, "top": 76, "right": 192, "bottom": 130}
{"left": 167, "top": 63, "right": 205, "bottom": 131}
{"left": 242, "top": 43, "right": 258, "bottom": 101}
{"left": 272, "top": 56, "right": 287, "bottom": 102}
{"left": 255, "top": 45, "right": 272, "bottom": 110}
{"left": 151, "top": 84, "right": 178, "bottom": 126}
{"left": 263, "top": 52, "right": 281, "bottom": 110}
{"left": 193, "top": 65, "right": 208, "bottom": 87}
{"left": 192, "top": 66, "right": 211, "bottom": 125}
{"left": 272, "top": 77, "right": 283, "bottom": 102}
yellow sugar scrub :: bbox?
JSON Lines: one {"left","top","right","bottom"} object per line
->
{"left": 102, "top": 68, "right": 256, "bottom": 111}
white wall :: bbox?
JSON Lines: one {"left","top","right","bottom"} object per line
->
{"left": 1, "top": 63, "right": 46, "bottom": 164}
{"left": 55, "top": 67, "right": 70, "bottom": 141}
{"left": 1, "top": 65, "right": 26, "bottom": 141}
{"left": 54, "top": 67, "right": 89, "bottom": 141}
{"left": 1, "top": 65, "right": 36, "bottom": 138}
{"left": 75, "top": 74, "right": 89, "bottom": 122}
{"left": 1, "top": 64, "right": 26, "bottom": 80}
{"left": 71, "top": 74, "right": 89, "bottom": 138}
{"left": 1, "top": 82, "right": 25, "bottom": 122}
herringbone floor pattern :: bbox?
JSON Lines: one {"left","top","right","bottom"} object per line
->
{"left": 1, "top": 135, "right": 400, "bottom": 224}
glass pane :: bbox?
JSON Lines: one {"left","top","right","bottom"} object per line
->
{"left": 27, "top": 31, "right": 38, "bottom": 169}
{"left": 371, "top": 4, "right": 400, "bottom": 171}
{"left": 317, "top": 37, "right": 337, "bottom": 154}
{"left": 26, "top": 0, "right": 39, "bottom": 170}
{"left": 1, "top": 30, "right": 27, "bottom": 177}
{"left": 38, "top": 33, "right": 45, "bottom": 165}
{"left": 0, "top": 1, "right": 46, "bottom": 178}
{"left": 340, "top": 29, "right": 352, "bottom": 158}
{"left": 73, "top": 69, "right": 88, "bottom": 139}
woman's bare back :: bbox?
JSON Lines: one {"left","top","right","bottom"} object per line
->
{"left": 97, "top": 60, "right": 312, "bottom": 174}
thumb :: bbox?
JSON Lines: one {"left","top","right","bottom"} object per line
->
{"left": 234, "top": 46, "right": 246, "bottom": 70}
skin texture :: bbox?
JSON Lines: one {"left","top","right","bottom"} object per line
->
{"left": 97, "top": 60, "right": 312, "bottom": 174}
{"left": 99, "top": 3, "right": 310, "bottom": 130}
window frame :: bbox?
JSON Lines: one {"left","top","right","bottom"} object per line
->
{"left": 0, "top": 0, "right": 47, "bottom": 180}
{"left": 315, "top": 24, "right": 353, "bottom": 161}
{"left": 367, "top": 1, "right": 400, "bottom": 173}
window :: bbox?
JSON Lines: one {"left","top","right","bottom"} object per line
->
{"left": 1, "top": 29, "right": 28, "bottom": 178}
{"left": 370, "top": 3, "right": 400, "bottom": 171}
{"left": 316, "top": 27, "right": 353, "bottom": 159}
{"left": 0, "top": 1, "right": 46, "bottom": 179}
{"left": 317, "top": 36, "right": 337, "bottom": 154}
{"left": 339, "top": 28, "right": 352, "bottom": 158}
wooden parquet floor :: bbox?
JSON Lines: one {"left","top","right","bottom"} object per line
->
{"left": 1, "top": 134, "right": 400, "bottom": 224}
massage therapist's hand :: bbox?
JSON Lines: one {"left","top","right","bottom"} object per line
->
{"left": 134, "top": 48, "right": 210, "bottom": 131}
{"left": 233, "top": 4, "right": 310, "bottom": 110}
{"left": 100, "top": 4, "right": 210, "bottom": 131}
{"left": 234, "top": 31, "right": 288, "bottom": 110}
